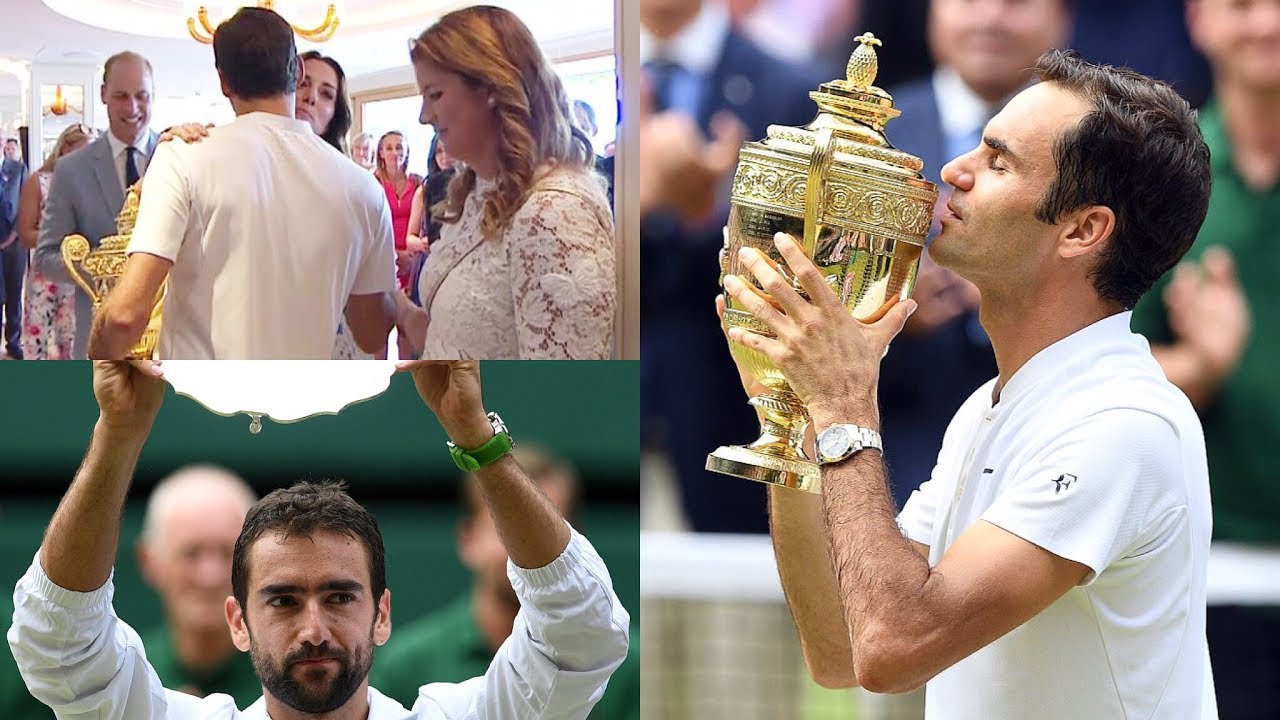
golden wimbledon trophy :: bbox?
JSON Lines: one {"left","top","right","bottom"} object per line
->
{"left": 706, "top": 33, "right": 938, "bottom": 494}
{"left": 61, "top": 183, "right": 164, "bottom": 358}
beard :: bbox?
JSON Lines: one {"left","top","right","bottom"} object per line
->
{"left": 251, "top": 635, "right": 373, "bottom": 714}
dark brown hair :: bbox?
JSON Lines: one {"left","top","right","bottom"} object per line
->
{"left": 299, "top": 50, "right": 353, "bottom": 155}
{"left": 213, "top": 7, "right": 299, "bottom": 100}
{"left": 231, "top": 481, "right": 386, "bottom": 614}
{"left": 1032, "top": 50, "right": 1211, "bottom": 309}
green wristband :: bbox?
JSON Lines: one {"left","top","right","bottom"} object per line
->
{"left": 447, "top": 412, "right": 513, "bottom": 471}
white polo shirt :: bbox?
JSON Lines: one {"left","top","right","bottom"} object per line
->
{"left": 127, "top": 112, "right": 396, "bottom": 359}
{"left": 897, "top": 312, "right": 1217, "bottom": 719}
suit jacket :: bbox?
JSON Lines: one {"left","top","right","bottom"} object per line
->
{"left": 35, "top": 130, "right": 158, "bottom": 358}
{"left": 0, "top": 158, "right": 26, "bottom": 235}
{"left": 883, "top": 78, "right": 947, "bottom": 186}
{"left": 641, "top": 29, "right": 825, "bottom": 313}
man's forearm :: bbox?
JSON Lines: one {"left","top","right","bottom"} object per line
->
{"left": 769, "top": 485, "right": 858, "bottom": 688}
{"left": 40, "top": 421, "right": 149, "bottom": 592}
{"left": 473, "top": 454, "right": 572, "bottom": 570}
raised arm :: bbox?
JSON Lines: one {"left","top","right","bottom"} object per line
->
{"left": 400, "top": 361, "right": 628, "bottom": 719}
{"left": 41, "top": 361, "right": 166, "bottom": 590}
{"left": 7, "top": 362, "right": 176, "bottom": 720}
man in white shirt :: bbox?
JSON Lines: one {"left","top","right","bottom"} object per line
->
{"left": 7, "top": 360, "right": 630, "bottom": 720}
{"left": 88, "top": 7, "right": 398, "bottom": 359}
{"left": 720, "top": 50, "right": 1217, "bottom": 718}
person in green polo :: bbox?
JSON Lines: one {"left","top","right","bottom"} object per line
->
{"left": 134, "top": 465, "right": 262, "bottom": 708}
{"left": 1130, "top": 2, "right": 1280, "bottom": 718}
{"left": 370, "top": 446, "right": 639, "bottom": 719}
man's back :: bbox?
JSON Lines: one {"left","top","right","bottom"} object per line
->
{"left": 127, "top": 112, "right": 396, "bottom": 359}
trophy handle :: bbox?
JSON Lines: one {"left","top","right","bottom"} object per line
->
{"left": 60, "top": 235, "right": 103, "bottom": 307}
{"left": 802, "top": 127, "right": 836, "bottom": 257}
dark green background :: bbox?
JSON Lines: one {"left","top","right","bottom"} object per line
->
{"left": 0, "top": 360, "right": 639, "bottom": 643}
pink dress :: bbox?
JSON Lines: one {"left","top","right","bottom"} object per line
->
{"left": 21, "top": 171, "right": 76, "bottom": 360}
{"left": 381, "top": 174, "right": 420, "bottom": 291}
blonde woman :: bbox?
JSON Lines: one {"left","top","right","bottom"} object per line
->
{"left": 17, "top": 124, "right": 96, "bottom": 359}
{"left": 400, "top": 6, "right": 615, "bottom": 359}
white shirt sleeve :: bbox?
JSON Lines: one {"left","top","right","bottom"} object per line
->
{"left": 410, "top": 527, "right": 630, "bottom": 719}
{"left": 351, "top": 182, "right": 398, "bottom": 296}
{"left": 126, "top": 142, "right": 191, "bottom": 262}
{"left": 980, "top": 408, "right": 1185, "bottom": 582}
{"left": 898, "top": 465, "right": 943, "bottom": 547}
{"left": 7, "top": 554, "right": 240, "bottom": 719}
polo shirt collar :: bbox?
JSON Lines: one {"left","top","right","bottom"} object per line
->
{"left": 994, "top": 311, "right": 1135, "bottom": 408}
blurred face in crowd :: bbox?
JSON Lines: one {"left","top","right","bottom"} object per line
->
{"left": 932, "top": 82, "right": 1092, "bottom": 289}
{"left": 227, "top": 530, "right": 391, "bottom": 715}
{"left": 3, "top": 139, "right": 17, "bottom": 161}
{"left": 640, "top": 0, "right": 704, "bottom": 38}
{"left": 459, "top": 473, "right": 572, "bottom": 608}
{"left": 929, "top": 0, "right": 1070, "bottom": 102}
{"left": 297, "top": 57, "right": 339, "bottom": 136}
{"left": 1188, "top": 0, "right": 1280, "bottom": 92}
{"left": 351, "top": 135, "right": 374, "bottom": 167}
{"left": 413, "top": 61, "right": 497, "bottom": 173}
{"left": 101, "top": 57, "right": 153, "bottom": 144}
{"left": 378, "top": 132, "right": 407, "bottom": 174}
{"left": 138, "top": 477, "right": 251, "bottom": 636}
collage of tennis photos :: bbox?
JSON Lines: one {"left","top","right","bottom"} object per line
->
{"left": 2, "top": 0, "right": 1277, "bottom": 718}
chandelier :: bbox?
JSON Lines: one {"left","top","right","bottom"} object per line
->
{"left": 187, "top": 1, "right": 341, "bottom": 44}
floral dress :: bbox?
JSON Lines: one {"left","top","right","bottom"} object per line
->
{"left": 21, "top": 171, "right": 76, "bottom": 360}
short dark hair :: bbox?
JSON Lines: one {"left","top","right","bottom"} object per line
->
{"left": 299, "top": 50, "right": 352, "bottom": 154}
{"left": 231, "top": 481, "right": 386, "bottom": 615}
{"left": 213, "top": 7, "right": 298, "bottom": 100}
{"left": 1032, "top": 50, "right": 1211, "bottom": 309}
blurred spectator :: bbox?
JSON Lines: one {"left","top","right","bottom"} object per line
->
{"left": 0, "top": 138, "right": 26, "bottom": 359}
{"left": 574, "top": 98, "right": 615, "bottom": 212}
{"left": 832, "top": 0, "right": 934, "bottom": 92}
{"left": 350, "top": 131, "right": 376, "bottom": 171}
{"left": 371, "top": 446, "right": 639, "bottom": 718}
{"left": 1130, "top": 1, "right": 1280, "bottom": 718}
{"left": 641, "top": 0, "right": 825, "bottom": 532}
{"left": 17, "top": 123, "right": 96, "bottom": 360}
{"left": 374, "top": 130, "right": 423, "bottom": 294}
{"left": 135, "top": 466, "right": 259, "bottom": 707}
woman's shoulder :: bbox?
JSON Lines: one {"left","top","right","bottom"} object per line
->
{"left": 522, "top": 163, "right": 609, "bottom": 214}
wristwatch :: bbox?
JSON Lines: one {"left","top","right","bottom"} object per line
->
{"left": 816, "top": 423, "right": 882, "bottom": 465}
{"left": 447, "top": 412, "right": 514, "bottom": 471}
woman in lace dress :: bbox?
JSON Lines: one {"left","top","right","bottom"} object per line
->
{"left": 17, "top": 123, "right": 96, "bottom": 359}
{"left": 398, "top": 5, "right": 616, "bottom": 360}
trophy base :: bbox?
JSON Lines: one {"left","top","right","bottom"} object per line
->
{"left": 706, "top": 444, "right": 821, "bottom": 494}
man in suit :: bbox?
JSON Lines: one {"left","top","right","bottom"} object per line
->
{"left": 0, "top": 137, "right": 28, "bottom": 358}
{"left": 640, "top": 0, "right": 824, "bottom": 534}
{"left": 35, "top": 50, "right": 159, "bottom": 359}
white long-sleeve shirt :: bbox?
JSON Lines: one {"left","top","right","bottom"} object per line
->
{"left": 8, "top": 528, "right": 629, "bottom": 719}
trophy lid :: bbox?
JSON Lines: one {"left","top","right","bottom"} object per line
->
{"left": 758, "top": 32, "right": 926, "bottom": 179}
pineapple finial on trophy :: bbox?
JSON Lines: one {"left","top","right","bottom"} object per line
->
{"left": 845, "top": 32, "right": 882, "bottom": 92}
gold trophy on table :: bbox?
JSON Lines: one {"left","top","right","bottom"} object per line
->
{"left": 706, "top": 33, "right": 938, "bottom": 494}
{"left": 61, "top": 183, "right": 165, "bottom": 358}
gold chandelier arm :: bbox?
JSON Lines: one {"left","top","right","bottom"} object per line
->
{"left": 290, "top": 4, "right": 339, "bottom": 42}
{"left": 198, "top": 6, "right": 217, "bottom": 35}
{"left": 187, "top": 16, "right": 214, "bottom": 44}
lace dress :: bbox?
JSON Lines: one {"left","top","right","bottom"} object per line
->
{"left": 21, "top": 171, "right": 76, "bottom": 360}
{"left": 417, "top": 165, "right": 615, "bottom": 360}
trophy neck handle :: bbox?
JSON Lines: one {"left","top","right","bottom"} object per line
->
{"left": 803, "top": 127, "right": 837, "bottom": 257}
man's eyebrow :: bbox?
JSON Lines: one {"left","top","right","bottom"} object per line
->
{"left": 983, "top": 135, "right": 1021, "bottom": 166}
{"left": 258, "top": 579, "right": 365, "bottom": 597}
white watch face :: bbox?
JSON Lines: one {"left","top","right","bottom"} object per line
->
{"left": 818, "top": 425, "right": 851, "bottom": 460}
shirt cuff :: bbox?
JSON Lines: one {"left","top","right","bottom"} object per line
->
{"left": 507, "top": 523, "right": 589, "bottom": 590}
{"left": 25, "top": 550, "right": 115, "bottom": 611}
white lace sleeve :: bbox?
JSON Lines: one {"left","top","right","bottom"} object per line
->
{"left": 507, "top": 182, "right": 616, "bottom": 359}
